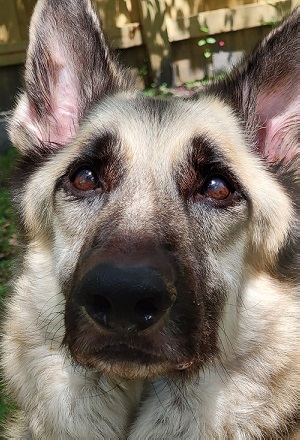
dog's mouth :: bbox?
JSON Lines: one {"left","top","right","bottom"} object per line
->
{"left": 94, "top": 344, "right": 169, "bottom": 372}
{"left": 95, "top": 343, "right": 165, "bottom": 366}
{"left": 64, "top": 312, "right": 197, "bottom": 378}
{"left": 99, "top": 341, "right": 194, "bottom": 368}
{"left": 69, "top": 339, "right": 195, "bottom": 379}
{"left": 63, "top": 260, "right": 214, "bottom": 378}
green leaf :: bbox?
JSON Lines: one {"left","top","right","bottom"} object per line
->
{"left": 138, "top": 66, "right": 148, "bottom": 76}
{"left": 206, "top": 37, "right": 216, "bottom": 44}
{"left": 199, "top": 25, "right": 209, "bottom": 33}
{"left": 198, "top": 39, "right": 206, "bottom": 46}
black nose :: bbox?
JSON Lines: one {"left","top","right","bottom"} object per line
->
{"left": 73, "top": 263, "right": 176, "bottom": 333}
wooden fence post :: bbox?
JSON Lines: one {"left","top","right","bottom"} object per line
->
{"left": 137, "top": 0, "right": 173, "bottom": 86}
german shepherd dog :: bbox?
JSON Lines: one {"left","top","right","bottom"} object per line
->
{"left": 1, "top": 0, "right": 299, "bottom": 438}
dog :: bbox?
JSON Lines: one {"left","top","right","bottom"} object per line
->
{"left": 1, "top": 0, "right": 299, "bottom": 438}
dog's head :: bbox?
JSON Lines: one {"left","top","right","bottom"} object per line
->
{"left": 10, "top": 0, "right": 299, "bottom": 379}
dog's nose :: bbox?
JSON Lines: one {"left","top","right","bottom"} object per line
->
{"left": 74, "top": 263, "right": 176, "bottom": 333}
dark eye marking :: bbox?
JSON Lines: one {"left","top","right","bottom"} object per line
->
{"left": 179, "top": 135, "right": 246, "bottom": 207}
{"left": 55, "top": 131, "right": 126, "bottom": 200}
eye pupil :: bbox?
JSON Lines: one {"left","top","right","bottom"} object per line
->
{"left": 71, "top": 168, "right": 98, "bottom": 191}
{"left": 204, "top": 176, "right": 231, "bottom": 200}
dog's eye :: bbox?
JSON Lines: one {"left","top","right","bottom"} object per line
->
{"left": 202, "top": 176, "right": 231, "bottom": 200}
{"left": 70, "top": 167, "right": 99, "bottom": 191}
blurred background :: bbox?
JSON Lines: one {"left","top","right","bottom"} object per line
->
{"left": 0, "top": 0, "right": 297, "bottom": 144}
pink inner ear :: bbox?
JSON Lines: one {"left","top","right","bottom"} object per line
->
{"left": 18, "top": 37, "right": 80, "bottom": 149}
{"left": 22, "top": 70, "right": 79, "bottom": 147}
{"left": 48, "top": 65, "right": 80, "bottom": 145}
{"left": 256, "top": 81, "right": 299, "bottom": 164}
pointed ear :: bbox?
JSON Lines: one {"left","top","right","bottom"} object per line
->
{"left": 10, "top": 0, "right": 134, "bottom": 153}
{"left": 212, "top": 8, "right": 299, "bottom": 166}
{"left": 209, "top": 10, "right": 299, "bottom": 269}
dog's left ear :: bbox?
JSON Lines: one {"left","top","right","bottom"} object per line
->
{"left": 10, "top": 0, "right": 134, "bottom": 152}
{"left": 212, "top": 8, "right": 299, "bottom": 166}
{"left": 211, "top": 10, "right": 299, "bottom": 268}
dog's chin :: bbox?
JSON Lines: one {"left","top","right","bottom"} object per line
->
{"left": 69, "top": 345, "right": 195, "bottom": 379}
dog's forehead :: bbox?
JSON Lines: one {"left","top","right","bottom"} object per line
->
{"left": 48, "top": 92, "right": 265, "bottom": 199}
{"left": 71, "top": 93, "right": 247, "bottom": 168}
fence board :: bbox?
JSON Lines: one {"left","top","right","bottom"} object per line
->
{"left": 0, "top": 0, "right": 22, "bottom": 44}
{"left": 0, "top": 0, "right": 297, "bottom": 81}
{"left": 167, "top": 1, "right": 295, "bottom": 42}
{"left": 94, "top": 0, "right": 140, "bottom": 27}
{"left": 0, "top": 42, "right": 27, "bottom": 66}
{"left": 137, "top": 0, "right": 173, "bottom": 85}
{"left": 106, "top": 23, "right": 143, "bottom": 49}
{"left": 15, "top": 0, "right": 36, "bottom": 41}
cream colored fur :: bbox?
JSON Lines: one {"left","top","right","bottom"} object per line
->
{"left": 1, "top": 1, "right": 299, "bottom": 438}
{"left": 3, "top": 260, "right": 299, "bottom": 438}
{"left": 2, "top": 98, "right": 299, "bottom": 438}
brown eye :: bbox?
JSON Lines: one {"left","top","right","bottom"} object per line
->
{"left": 70, "top": 167, "right": 99, "bottom": 191}
{"left": 203, "top": 176, "right": 231, "bottom": 200}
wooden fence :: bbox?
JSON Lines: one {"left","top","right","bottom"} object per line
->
{"left": 0, "top": 0, "right": 298, "bottom": 86}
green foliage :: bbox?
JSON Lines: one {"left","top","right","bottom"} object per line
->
{"left": 143, "top": 82, "right": 174, "bottom": 97}
{"left": 199, "top": 25, "right": 209, "bottom": 33}
{"left": 203, "top": 50, "right": 212, "bottom": 59}
{"left": 0, "top": 148, "right": 18, "bottom": 186}
{"left": 206, "top": 37, "right": 217, "bottom": 44}
{"left": 198, "top": 25, "right": 223, "bottom": 60}
{"left": 138, "top": 65, "right": 148, "bottom": 77}
{"left": 0, "top": 147, "right": 18, "bottom": 423}
{"left": 142, "top": 76, "right": 225, "bottom": 97}
{"left": 0, "top": 148, "right": 18, "bottom": 298}
{"left": 260, "top": 18, "right": 279, "bottom": 26}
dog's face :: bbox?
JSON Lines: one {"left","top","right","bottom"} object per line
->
{"left": 10, "top": 0, "right": 298, "bottom": 379}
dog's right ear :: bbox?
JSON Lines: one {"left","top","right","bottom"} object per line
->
{"left": 10, "top": 0, "right": 134, "bottom": 153}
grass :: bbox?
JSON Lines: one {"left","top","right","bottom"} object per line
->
{"left": 0, "top": 147, "right": 19, "bottom": 424}
{"left": 0, "top": 148, "right": 18, "bottom": 300}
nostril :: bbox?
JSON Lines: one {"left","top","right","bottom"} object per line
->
{"left": 75, "top": 263, "right": 177, "bottom": 333}
{"left": 85, "top": 295, "right": 112, "bottom": 327}
{"left": 133, "top": 298, "right": 160, "bottom": 330}
{"left": 86, "top": 295, "right": 166, "bottom": 332}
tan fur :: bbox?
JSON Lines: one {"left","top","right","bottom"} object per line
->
{"left": 2, "top": 1, "right": 299, "bottom": 438}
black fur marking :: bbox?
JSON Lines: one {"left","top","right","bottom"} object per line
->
{"left": 271, "top": 157, "right": 299, "bottom": 283}
{"left": 177, "top": 135, "right": 249, "bottom": 205}
{"left": 54, "top": 131, "right": 125, "bottom": 200}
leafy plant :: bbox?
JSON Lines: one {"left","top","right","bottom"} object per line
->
{"left": 260, "top": 18, "right": 279, "bottom": 26}
{"left": 0, "top": 147, "right": 18, "bottom": 300}
{"left": 0, "top": 147, "right": 18, "bottom": 424}
{"left": 198, "top": 36, "right": 217, "bottom": 58}
{"left": 138, "top": 65, "right": 148, "bottom": 77}
{"left": 198, "top": 25, "right": 224, "bottom": 59}
{"left": 143, "top": 82, "right": 174, "bottom": 97}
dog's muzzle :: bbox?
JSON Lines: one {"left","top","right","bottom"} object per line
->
{"left": 73, "top": 263, "right": 177, "bottom": 333}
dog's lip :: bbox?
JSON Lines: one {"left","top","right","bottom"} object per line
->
{"left": 94, "top": 343, "right": 194, "bottom": 370}
{"left": 98, "top": 343, "right": 163, "bottom": 362}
